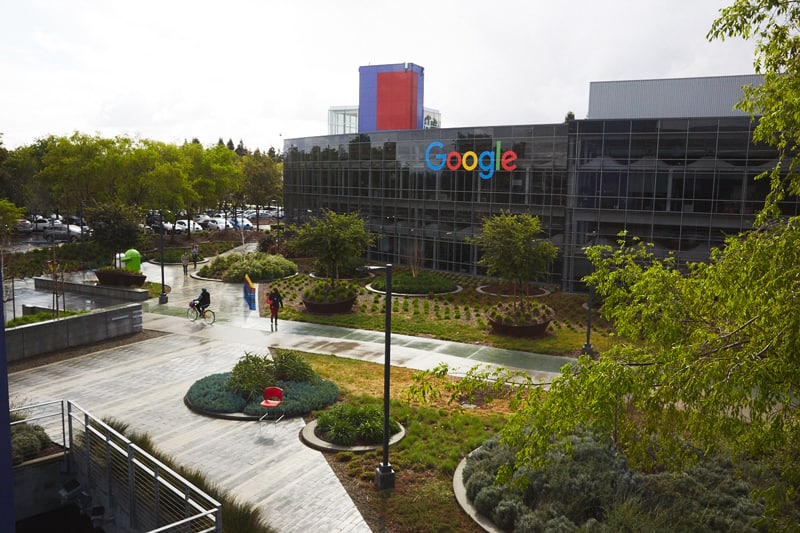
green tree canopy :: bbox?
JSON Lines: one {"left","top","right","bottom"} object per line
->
{"left": 287, "top": 210, "right": 374, "bottom": 284}
{"left": 709, "top": 0, "right": 800, "bottom": 220}
{"left": 86, "top": 201, "right": 143, "bottom": 267}
{"left": 0, "top": 199, "right": 25, "bottom": 241}
{"left": 469, "top": 211, "right": 558, "bottom": 308}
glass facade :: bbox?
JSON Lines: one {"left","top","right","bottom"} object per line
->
{"left": 284, "top": 118, "right": 792, "bottom": 291}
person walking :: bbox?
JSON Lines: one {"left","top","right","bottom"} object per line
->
{"left": 267, "top": 287, "right": 283, "bottom": 327}
{"left": 191, "top": 244, "right": 199, "bottom": 269}
{"left": 181, "top": 251, "right": 190, "bottom": 276}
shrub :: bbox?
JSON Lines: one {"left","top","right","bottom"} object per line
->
{"left": 371, "top": 271, "right": 457, "bottom": 294}
{"left": 272, "top": 350, "right": 314, "bottom": 382}
{"left": 489, "top": 300, "right": 555, "bottom": 326}
{"left": 186, "top": 373, "right": 247, "bottom": 413}
{"left": 302, "top": 280, "right": 358, "bottom": 303}
{"left": 199, "top": 253, "right": 296, "bottom": 283}
{"left": 474, "top": 484, "right": 505, "bottom": 518}
{"left": 226, "top": 353, "right": 276, "bottom": 401}
{"left": 493, "top": 496, "right": 527, "bottom": 531}
{"left": 7, "top": 310, "right": 84, "bottom": 328}
{"left": 315, "top": 402, "right": 401, "bottom": 446}
{"left": 465, "top": 470, "right": 494, "bottom": 501}
{"left": 11, "top": 423, "right": 52, "bottom": 465}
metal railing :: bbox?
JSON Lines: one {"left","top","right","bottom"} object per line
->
{"left": 12, "top": 399, "right": 222, "bottom": 532}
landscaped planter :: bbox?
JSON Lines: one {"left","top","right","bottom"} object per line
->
{"left": 303, "top": 296, "right": 356, "bottom": 314}
{"left": 488, "top": 316, "right": 552, "bottom": 338}
{"left": 95, "top": 269, "right": 147, "bottom": 287}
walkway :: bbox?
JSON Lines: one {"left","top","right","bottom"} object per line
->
{"left": 8, "top": 249, "right": 567, "bottom": 532}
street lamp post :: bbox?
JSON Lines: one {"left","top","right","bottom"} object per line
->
{"left": 357, "top": 263, "right": 395, "bottom": 489}
{"left": 582, "top": 231, "right": 597, "bottom": 356}
{"left": 158, "top": 211, "right": 168, "bottom": 304}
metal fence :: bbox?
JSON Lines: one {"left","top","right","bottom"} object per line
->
{"left": 12, "top": 399, "right": 222, "bottom": 532}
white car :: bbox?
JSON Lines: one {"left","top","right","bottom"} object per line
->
{"left": 206, "top": 217, "right": 234, "bottom": 231}
{"left": 193, "top": 214, "right": 211, "bottom": 226}
{"left": 175, "top": 220, "right": 203, "bottom": 233}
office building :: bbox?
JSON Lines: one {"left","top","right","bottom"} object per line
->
{"left": 286, "top": 74, "right": 794, "bottom": 291}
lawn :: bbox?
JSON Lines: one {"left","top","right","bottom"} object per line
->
{"left": 298, "top": 350, "right": 511, "bottom": 533}
{"left": 258, "top": 266, "right": 615, "bottom": 357}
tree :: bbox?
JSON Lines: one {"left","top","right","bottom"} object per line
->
{"left": 288, "top": 210, "right": 374, "bottom": 284}
{"left": 85, "top": 201, "right": 142, "bottom": 268}
{"left": 242, "top": 150, "right": 282, "bottom": 226}
{"left": 708, "top": 0, "right": 800, "bottom": 220}
{"left": 469, "top": 211, "right": 558, "bottom": 310}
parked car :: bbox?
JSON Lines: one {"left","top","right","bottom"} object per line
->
{"left": 150, "top": 220, "right": 174, "bottom": 234}
{"left": 43, "top": 222, "right": 90, "bottom": 242}
{"left": 174, "top": 219, "right": 203, "bottom": 233}
{"left": 13, "top": 219, "right": 33, "bottom": 233}
{"left": 66, "top": 215, "right": 90, "bottom": 231}
{"left": 32, "top": 216, "right": 60, "bottom": 231}
{"left": 230, "top": 217, "right": 253, "bottom": 230}
{"left": 205, "top": 217, "right": 234, "bottom": 231}
{"left": 193, "top": 214, "right": 211, "bottom": 227}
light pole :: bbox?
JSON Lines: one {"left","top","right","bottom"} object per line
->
{"left": 582, "top": 231, "right": 597, "bottom": 356}
{"left": 158, "top": 210, "right": 168, "bottom": 304}
{"left": 356, "top": 263, "right": 395, "bottom": 489}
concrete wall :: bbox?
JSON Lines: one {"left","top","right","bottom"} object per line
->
{"left": 34, "top": 276, "right": 150, "bottom": 302}
{"left": 6, "top": 303, "right": 143, "bottom": 362}
{"left": 13, "top": 454, "right": 72, "bottom": 521}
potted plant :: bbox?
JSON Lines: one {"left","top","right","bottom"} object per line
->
{"left": 487, "top": 299, "right": 556, "bottom": 338}
{"left": 288, "top": 210, "right": 374, "bottom": 314}
{"left": 469, "top": 211, "right": 559, "bottom": 337}
{"left": 94, "top": 265, "right": 147, "bottom": 287}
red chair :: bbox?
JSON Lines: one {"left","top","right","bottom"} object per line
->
{"left": 259, "top": 387, "right": 284, "bottom": 432}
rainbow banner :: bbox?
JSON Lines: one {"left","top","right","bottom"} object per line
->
{"left": 243, "top": 274, "right": 256, "bottom": 310}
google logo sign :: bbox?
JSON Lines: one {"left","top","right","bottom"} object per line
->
{"left": 424, "top": 141, "right": 518, "bottom": 180}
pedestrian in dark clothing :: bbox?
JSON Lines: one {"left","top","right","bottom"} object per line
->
{"left": 267, "top": 288, "right": 283, "bottom": 326}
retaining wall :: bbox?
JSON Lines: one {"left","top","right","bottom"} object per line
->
{"left": 6, "top": 303, "right": 143, "bottom": 362}
{"left": 34, "top": 276, "right": 150, "bottom": 302}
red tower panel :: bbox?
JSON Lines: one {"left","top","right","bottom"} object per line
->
{"left": 376, "top": 71, "right": 418, "bottom": 130}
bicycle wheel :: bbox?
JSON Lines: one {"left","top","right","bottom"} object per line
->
{"left": 202, "top": 309, "right": 215, "bottom": 325}
{"left": 187, "top": 307, "right": 198, "bottom": 321}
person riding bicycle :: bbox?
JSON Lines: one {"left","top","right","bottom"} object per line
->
{"left": 193, "top": 287, "right": 211, "bottom": 316}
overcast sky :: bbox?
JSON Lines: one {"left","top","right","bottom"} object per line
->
{"left": 0, "top": 0, "right": 757, "bottom": 153}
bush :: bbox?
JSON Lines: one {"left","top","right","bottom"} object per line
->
{"left": 226, "top": 353, "right": 276, "bottom": 401}
{"left": 199, "top": 253, "right": 296, "bottom": 283}
{"left": 465, "top": 470, "right": 494, "bottom": 501}
{"left": 303, "top": 280, "right": 358, "bottom": 303}
{"left": 315, "top": 402, "right": 401, "bottom": 446}
{"left": 186, "top": 373, "right": 248, "bottom": 413}
{"left": 371, "top": 271, "right": 457, "bottom": 294}
{"left": 7, "top": 310, "right": 84, "bottom": 328}
{"left": 493, "top": 497, "right": 528, "bottom": 531}
{"left": 489, "top": 300, "right": 555, "bottom": 326}
{"left": 11, "top": 423, "right": 52, "bottom": 465}
{"left": 272, "top": 350, "right": 314, "bottom": 382}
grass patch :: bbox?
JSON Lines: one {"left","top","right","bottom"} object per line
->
{"left": 262, "top": 268, "right": 613, "bottom": 356}
{"left": 296, "top": 350, "right": 508, "bottom": 532}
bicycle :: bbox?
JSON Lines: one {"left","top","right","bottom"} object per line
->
{"left": 187, "top": 301, "right": 215, "bottom": 324}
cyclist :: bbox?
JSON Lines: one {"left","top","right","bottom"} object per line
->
{"left": 193, "top": 287, "right": 211, "bottom": 317}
